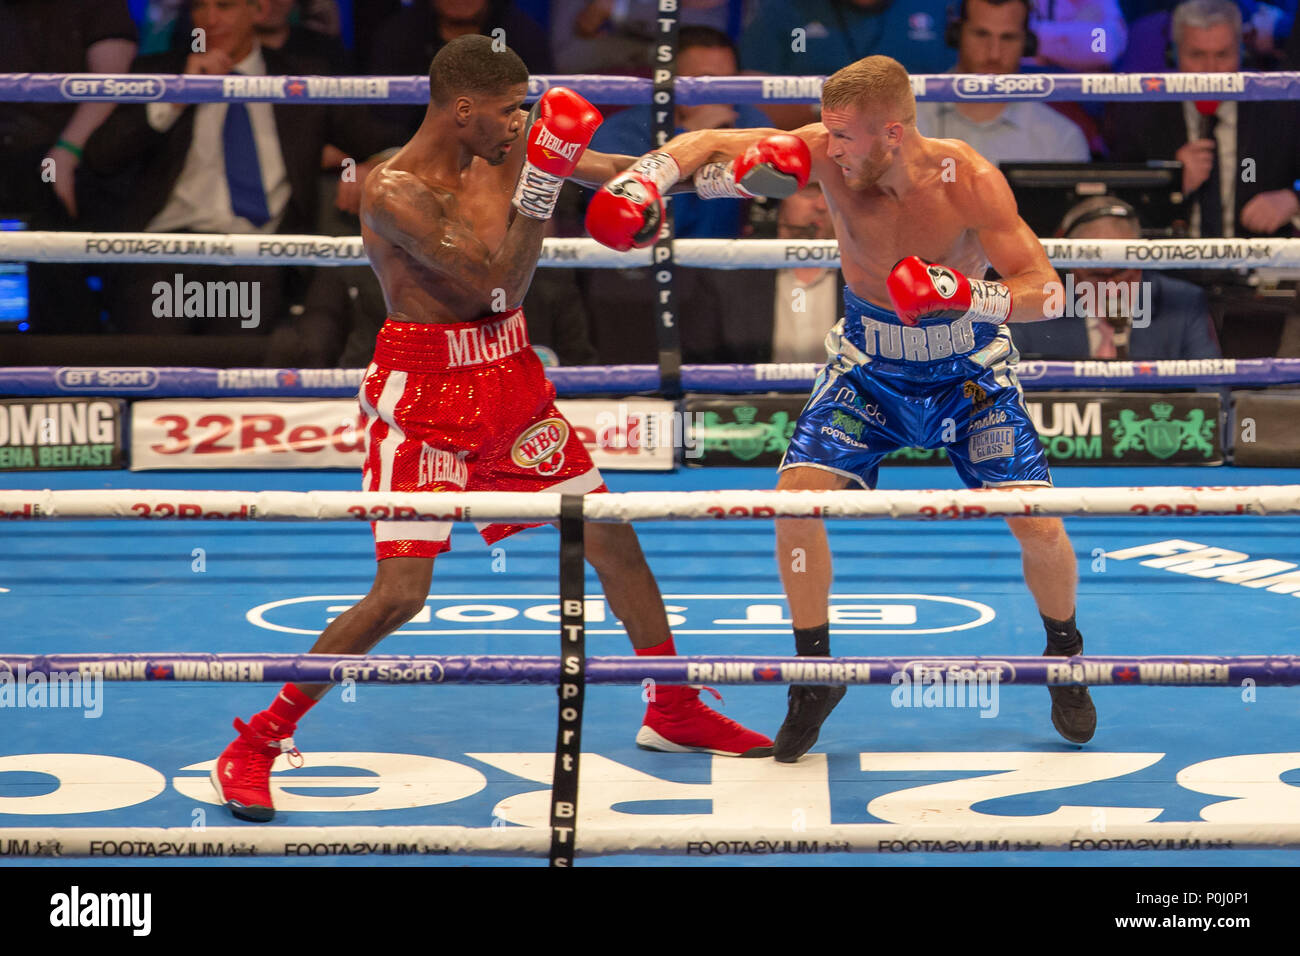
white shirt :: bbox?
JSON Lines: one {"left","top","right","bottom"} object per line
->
{"left": 145, "top": 45, "right": 290, "bottom": 234}
{"left": 1181, "top": 99, "right": 1236, "bottom": 238}
{"left": 915, "top": 100, "right": 1091, "bottom": 166}
{"left": 772, "top": 269, "right": 838, "bottom": 364}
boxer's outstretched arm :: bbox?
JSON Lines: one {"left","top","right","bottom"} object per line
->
{"left": 569, "top": 148, "right": 706, "bottom": 194}
{"left": 966, "top": 166, "right": 1062, "bottom": 323}
{"left": 362, "top": 168, "right": 545, "bottom": 311}
{"left": 570, "top": 149, "right": 637, "bottom": 187}
{"left": 654, "top": 123, "right": 825, "bottom": 184}
{"left": 570, "top": 149, "right": 706, "bottom": 194}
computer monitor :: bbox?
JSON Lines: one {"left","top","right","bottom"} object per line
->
{"left": 0, "top": 217, "right": 30, "bottom": 331}
{"left": 999, "top": 162, "right": 1185, "bottom": 238}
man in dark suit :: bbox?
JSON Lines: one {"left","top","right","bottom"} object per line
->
{"left": 1106, "top": 0, "right": 1300, "bottom": 238}
{"left": 1011, "top": 196, "right": 1222, "bottom": 359}
{"left": 82, "top": 0, "right": 400, "bottom": 336}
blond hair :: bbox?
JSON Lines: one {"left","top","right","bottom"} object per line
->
{"left": 821, "top": 55, "right": 916, "bottom": 126}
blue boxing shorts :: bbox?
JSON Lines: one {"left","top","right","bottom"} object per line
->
{"left": 780, "top": 287, "right": 1052, "bottom": 490}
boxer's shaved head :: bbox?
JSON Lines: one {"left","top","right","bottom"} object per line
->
{"left": 429, "top": 34, "right": 529, "bottom": 107}
{"left": 822, "top": 55, "right": 916, "bottom": 129}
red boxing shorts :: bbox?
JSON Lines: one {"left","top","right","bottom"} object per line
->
{"left": 359, "top": 311, "right": 606, "bottom": 560}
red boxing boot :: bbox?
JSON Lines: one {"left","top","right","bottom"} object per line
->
{"left": 637, "top": 684, "right": 774, "bottom": 757}
{"left": 211, "top": 712, "right": 303, "bottom": 822}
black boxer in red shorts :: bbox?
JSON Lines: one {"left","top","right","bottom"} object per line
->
{"left": 211, "top": 36, "right": 772, "bottom": 823}
{"left": 359, "top": 309, "right": 604, "bottom": 559}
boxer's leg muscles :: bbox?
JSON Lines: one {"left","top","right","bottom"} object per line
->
{"left": 292, "top": 555, "right": 435, "bottom": 700}
{"left": 1004, "top": 510, "right": 1077, "bottom": 621}
{"left": 584, "top": 522, "right": 672, "bottom": 650}
{"left": 775, "top": 465, "right": 849, "bottom": 630}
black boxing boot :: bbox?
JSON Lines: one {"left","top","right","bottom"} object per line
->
{"left": 1042, "top": 612, "right": 1097, "bottom": 744}
{"left": 773, "top": 623, "right": 846, "bottom": 762}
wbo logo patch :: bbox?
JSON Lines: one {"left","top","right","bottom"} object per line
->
{"left": 511, "top": 417, "right": 568, "bottom": 476}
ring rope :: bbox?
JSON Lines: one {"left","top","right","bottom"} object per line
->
{"left": 1, "top": 70, "right": 1294, "bottom": 105}
{"left": 2, "top": 486, "right": 1298, "bottom": 521}
{"left": 0, "top": 822, "right": 1289, "bottom": 858}
{"left": 3, "top": 232, "right": 1298, "bottom": 270}
{"left": 4, "top": 653, "right": 1297, "bottom": 685}
{"left": 0, "top": 359, "right": 1295, "bottom": 398}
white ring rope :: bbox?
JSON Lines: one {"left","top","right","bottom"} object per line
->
{"left": 1, "top": 486, "right": 1297, "bottom": 521}
{"left": 1, "top": 232, "right": 1296, "bottom": 270}
{"left": 0, "top": 822, "right": 1292, "bottom": 857}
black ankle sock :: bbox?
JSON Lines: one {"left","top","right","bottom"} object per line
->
{"left": 794, "top": 623, "right": 831, "bottom": 657}
{"left": 1041, "top": 612, "right": 1082, "bottom": 656}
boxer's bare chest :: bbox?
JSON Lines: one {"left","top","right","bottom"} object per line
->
{"left": 823, "top": 175, "right": 987, "bottom": 307}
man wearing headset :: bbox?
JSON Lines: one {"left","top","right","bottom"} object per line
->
{"left": 914, "top": 0, "right": 1091, "bottom": 165}
{"left": 1011, "top": 196, "right": 1222, "bottom": 359}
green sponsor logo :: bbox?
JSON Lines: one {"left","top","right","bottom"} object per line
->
{"left": 1110, "top": 402, "right": 1215, "bottom": 460}
{"left": 699, "top": 407, "right": 795, "bottom": 461}
{"left": 828, "top": 410, "right": 865, "bottom": 440}
{"left": 0, "top": 444, "right": 115, "bottom": 470}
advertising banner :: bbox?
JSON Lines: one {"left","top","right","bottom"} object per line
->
{"left": 0, "top": 398, "right": 124, "bottom": 471}
{"left": 684, "top": 392, "right": 1221, "bottom": 467}
{"left": 130, "top": 399, "right": 675, "bottom": 471}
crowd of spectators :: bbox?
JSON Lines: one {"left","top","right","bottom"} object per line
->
{"left": 2, "top": 0, "right": 1299, "bottom": 365}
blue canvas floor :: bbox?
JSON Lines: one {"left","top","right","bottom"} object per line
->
{"left": 1, "top": 465, "right": 1298, "bottom": 867}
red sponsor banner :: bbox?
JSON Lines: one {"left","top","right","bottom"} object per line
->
{"left": 131, "top": 400, "right": 365, "bottom": 469}
{"left": 131, "top": 399, "right": 675, "bottom": 470}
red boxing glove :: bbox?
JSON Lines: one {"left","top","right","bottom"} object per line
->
{"left": 513, "top": 87, "right": 603, "bottom": 220}
{"left": 693, "top": 133, "right": 812, "bottom": 200}
{"left": 886, "top": 256, "right": 1012, "bottom": 327}
{"left": 585, "top": 171, "right": 665, "bottom": 251}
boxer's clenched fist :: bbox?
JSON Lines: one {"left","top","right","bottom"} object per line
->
{"left": 886, "top": 256, "right": 1012, "bottom": 327}
{"left": 585, "top": 170, "right": 665, "bottom": 251}
{"left": 693, "top": 133, "right": 812, "bottom": 200}
{"left": 512, "top": 87, "right": 603, "bottom": 220}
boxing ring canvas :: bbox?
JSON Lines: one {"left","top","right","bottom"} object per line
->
{"left": 2, "top": 464, "right": 1298, "bottom": 867}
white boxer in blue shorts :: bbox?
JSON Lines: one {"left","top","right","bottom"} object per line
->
{"left": 598, "top": 54, "right": 1099, "bottom": 761}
